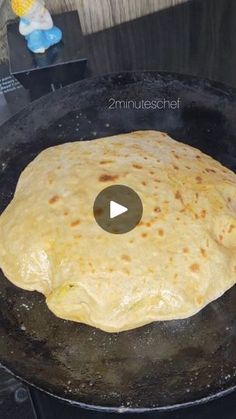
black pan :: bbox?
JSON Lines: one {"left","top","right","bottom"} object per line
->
{"left": 0, "top": 72, "right": 236, "bottom": 413}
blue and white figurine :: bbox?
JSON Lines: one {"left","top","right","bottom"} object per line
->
{"left": 11, "top": 0, "right": 62, "bottom": 54}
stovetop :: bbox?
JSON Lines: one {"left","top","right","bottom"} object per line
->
{"left": 0, "top": 65, "right": 236, "bottom": 419}
{"left": 1, "top": 3, "right": 236, "bottom": 416}
{"left": 0, "top": 363, "right": 236, "bottom": 419}
{"left": 0, "top": 366, "right": 35, "bottom": 419}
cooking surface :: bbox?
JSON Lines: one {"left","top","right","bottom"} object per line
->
{"left": 29, "top": 387, "right": 236, "bottom": 419}
{"left": 1, "top": 1, "right": 236, "bottom": 415}
{"left": 0, "top": 73, "right": 235, "bottom": 413}
{"left": 1, "top": 362, "right": 236, "bottom": 418}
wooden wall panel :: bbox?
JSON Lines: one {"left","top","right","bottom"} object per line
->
{"left": 0, "top": 0, "right": 188, "bottom": 60}
{"left": 0, "top": 0, "right": 236, "bottom": 88}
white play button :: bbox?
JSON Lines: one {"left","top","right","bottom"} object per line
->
{"left": 110, "top": 201, "right": 128, "bottom": 219}
{"left": 93, "top": 185, "right": 143, "bottom": 234}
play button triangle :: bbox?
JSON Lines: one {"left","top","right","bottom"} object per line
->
{"left": 110, "top": 201, "right": 128, "bottom": 219}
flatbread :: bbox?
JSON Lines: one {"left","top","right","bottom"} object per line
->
{"left": 0, "top": 131, "right": 235, "bottom": 332}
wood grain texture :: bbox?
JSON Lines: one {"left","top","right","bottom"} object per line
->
{"left": 75, "top": 0, "right": 189, "bottom": 33}
{"left": 82, "top": 0, "right": 236, "bottom": 88}
{"left": 0, "top": 0, "right": 236, "bottom": 88}
{"left": 0, "top": 0, "right": 188, "bottom": 59}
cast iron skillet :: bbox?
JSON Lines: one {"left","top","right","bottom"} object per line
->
{"left": 0, "top": 72, "right": 236, "bottom": 413}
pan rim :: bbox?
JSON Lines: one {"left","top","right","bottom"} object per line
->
{"left": 1, "top": 362, "right": 236, "bottom": 413}
{"left": 0, "top": 70, "right": 236, "bottom": 412}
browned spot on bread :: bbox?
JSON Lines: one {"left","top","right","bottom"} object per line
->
{"left": 154, "top": 206, "right": 161, "bottom": 213}
{"left": 200, "top": 248, "right": 207, "bottom": 257}
{"left": 71, "top": 220, "right": 80, "bottom": 227}
{"left": 196, "top": 295, "right": 203, "bottom": 305}
{"left": 200, "top": 210, "right": 206, "bottom": 218}
{"left": 173, "top": 153, "right": 180, "bottom": 159}
{"left": 99, "top": 160, "right": 114, "bottom": 165}
{"left": 196, "top": 176, "right": 202, "bottom": 183}
{"left": 196, "top": 155, "right": 201, "bottom": 159}
{"left": 146, "top": 222, "right": 151, "bottom": 227}
{"left": 173, "top": 165, "right": 179, "bottom": 170}
{"left": 49, "top": 195, "right": 60, "bottom": 204}
{"left": 205, "top": 168, "right": 216, "bottom": 173}
{"left": 219, "top": 234, "right": 223, "bottom": 241}
{"left": 183, "top": 247, "right": 189, "bottom": 253}
{"left": 158, "top": 228, "right": 164, "bottom": 236}
{"left": 99, "top": 174, "right": 119, "bottom": 182}
{"left": 133, "top": 164, "right": 143, "bottom": 169}
{"left": 64, "top": 211, "right": 69, "bottom": 216}
{"left": 175, "top": 191, "right": 182, "bottom": 200}
{"left": 142, "top": 233, "right": 148, "bottom": 238}
{"left": 150, "top": 171, "right": 155, "bottom": 175}
{"left": 228, "top": 224, "right": 235, "bottom": 233}
{"left": 190, "top": 263, "right": 200, "bottom": 272}
{"left": 227, "top": 197, "right": 232, "bottom": 203}
{"left": 142, "top": 181, "right": 147, "bottom": 186}
{"left": 154, "top": 179, "right": 161, "bottom": 183}
{"left": 121, "top": 254, "right": 131, "bottom": 262}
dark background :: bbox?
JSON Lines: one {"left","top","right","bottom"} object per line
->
{"left": 0, "top": 1, "right": 236, "bottom": 418}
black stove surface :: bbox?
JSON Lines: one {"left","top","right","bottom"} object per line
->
{"left": 0, "top": 365, "right": 36, "bottom": 419}
{"left": 30, "top": 387, "right": 236, "bottom": 419}
{"left": 0, "top": 362, "right": 236, "bottom": 419}
{"left": 1, "top": 2, "right": 236, "bottom": 417}
{"left": 1, "top": 67, "right": 236, "bottom": 419}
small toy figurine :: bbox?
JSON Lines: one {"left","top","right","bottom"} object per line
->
{"left": 11, "top": 0, "right": 62, "bottom": 54}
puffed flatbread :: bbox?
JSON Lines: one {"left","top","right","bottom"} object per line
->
{"left": 0, "top": 131, "right": 235, "bottom": 332}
